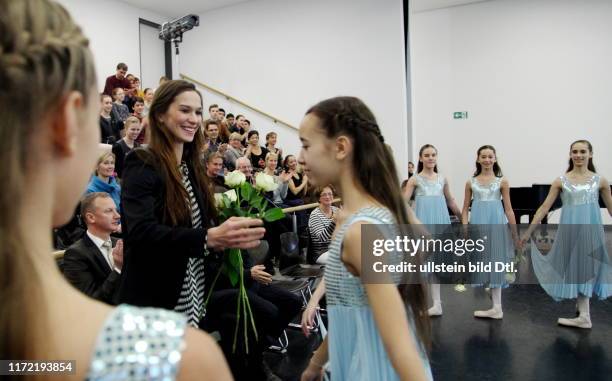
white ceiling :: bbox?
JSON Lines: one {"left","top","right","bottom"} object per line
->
{"left": 411, "top": 0, "right": 492, "bottom": 13}
{"left": 119, "top": 0, "right": 492, "bottom": 19}
{"left": 118, "top": 0, "right": 255, "bottom": 18}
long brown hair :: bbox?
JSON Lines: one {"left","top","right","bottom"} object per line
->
{"left": 142, "top": 80, "right": 216, "bottom": 226}
{"left": 0, "top": 0, "right": 97, "bottom": 362}
{"left": 306, "top": 96, "right": 431, "bottom": 352}
{"left": 566, "top": 139, "right": 596, "bottom": 173}
{"left": 473, "top": 145, "right": 503, "bottom": 177}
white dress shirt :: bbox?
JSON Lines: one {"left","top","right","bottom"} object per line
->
{"left": 86, "top": 231, "right": 121, "bottom": 273}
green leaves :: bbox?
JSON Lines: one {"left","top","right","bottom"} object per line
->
{"left": 263, "top": 207, "right": 285, "bottom": 222}
{"left": 239, "top": 182, "right": 254, "bottom": 203}
{"left": 217, "top": 179, "right": 282, "bottom": 220}
{"left": 210, "top": 180, "right": 286, "bottom": 353}
{"left": 224, "top": 248, "right": 242, "bottom": 287}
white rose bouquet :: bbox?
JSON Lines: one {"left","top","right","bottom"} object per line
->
{"left": 206, "top": 170, "right": 284, "bottom": 353}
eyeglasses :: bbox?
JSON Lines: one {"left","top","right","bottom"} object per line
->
{"left": 320, "top": 192, "right": 333, "bottom": 197}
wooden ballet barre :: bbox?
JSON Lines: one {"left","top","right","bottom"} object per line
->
{"left": 281, "top": 198, "right": 341, "bottom": 213}
{"left": 180, "top": 73, "right": 298, "bottom": 131}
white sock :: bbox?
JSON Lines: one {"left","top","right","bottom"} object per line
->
{"left": 491, "top": 287, "right": 502, "bottom": 310}
{"left": 430, "top": 283, "right": 441, "bottom": 306}
{"left": 577, "top": 296, "right": 590, "bottom": 318}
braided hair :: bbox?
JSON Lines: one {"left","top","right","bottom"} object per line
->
{"left": 306, "top": 96, "right": 431, "bottom": 352}
{"left": 0, "top": 0, "right": 97, "bottom": 361}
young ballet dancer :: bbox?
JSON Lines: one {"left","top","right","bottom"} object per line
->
{"left": 521, "top": 140, "right": 612, "bottom": 328}
{"left": 299, "top": 96, "right": 432, "bottom": 381}
{"left": 403, "top": 144, "right": 462, "bottom": 316}
{"left": 461, "top": 145, "right": 517, "bottom": 319}
{"left": 0, "top": 1, "right": 246, "bottom": 379}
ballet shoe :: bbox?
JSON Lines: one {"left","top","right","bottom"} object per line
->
{"left": 427, "top": 303, "right": 443, "bottom": 317}
{"left": 474, "top": 307, "right": 503, "bottom": 319}
{"left": 557, "top": 316, "right": 592, "bottom": 329}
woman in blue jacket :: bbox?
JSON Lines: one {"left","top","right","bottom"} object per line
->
{"left": 86, "top": 151, "right": 121, "bottom": 212}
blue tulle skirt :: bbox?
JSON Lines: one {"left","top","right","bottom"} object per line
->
{"left": 530, "top": 202, "right": 612, "bottom": 301}
{"left": 327, "top": 306, "right": 432, "bottom": 381}
{"left": 469, "top": 200, "right": 515, "bottom": 288}
{"left": 415, "top": 196, "right": 459, "bottom": 281}
{"left": 415, "top": 195, "right": 451, "bottom": 225}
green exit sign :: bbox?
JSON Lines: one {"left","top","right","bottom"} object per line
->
{"left": 453, "top": 111, "right": 468, "bottom": 119}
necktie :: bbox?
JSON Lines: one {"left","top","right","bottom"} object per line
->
{"left": 102, "top": 240, "right": 113, "bottom": 269}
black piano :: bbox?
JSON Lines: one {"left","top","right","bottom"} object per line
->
{"left": 510, "top": 184, "right": 611, "bottom": 223}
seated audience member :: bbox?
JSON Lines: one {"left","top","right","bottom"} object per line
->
{"left": 265, "top": 132, "right": 283, "bottom": 165}
{"left": 63, "top": 193, "right": 122, "bottom": 304}
{"left": 284, "top": 154, "right": 309, "bottom": 229}
{"left": 132, "top": 97, "right": 147, "bottom": 145}
{"left": 226, "top": 113, "right": 236, "bottom": 129}
{"left": 208, "top": 104, "right": 219, "bottom": 121}
{"left": 217, "top": 108, "right": 226, "bottom": 121}
{"left": 218, "top": 119, "right": 231, "bottom": 143}
{"left": 245, "top": 130, "right": 268, "bottom": 172}
{"left": 224, "top": 132, "right": 244, "bottom": 171}
{"left": 103, "top": 62, "right": 130, "bottom": 96}
{"left": 86, "top": 152, "right": 121, "bottom": 213}
{"left": 133, "top": 76, "right": 144, "bottom": 98}
{"left": 99, "top": 94, "right": 117, "bottom": 144}
{"left": 132, "top": 96, "right": 145, "bottom": 122}
{"left": 236, "top": 156, "right": 255, "bottom": 185}
{"left": 205, "top": 152, "right": 228, "bottom": 193}
{"left": 263, "top": 152, "right": 291, "bottom": 207}
{"left": 308, "top": 185, "right": 339, "bottom": 263}
{"left": 230, "top": 114, "right": 249, "bottom": 143}
{"left": 111, "top": 87, "right": 130, "bottom": 125}
{"left": 123, "top": 79, "right": 137, "bottom": 113}
{"left": 284, "top": 155, "right": 308, "bottom": 206}
{"left": 203, "top": 119, "right": 228, "bottom": 153}
{"left": 143, "top": 88, "right": 154, "bottom": 117}
{"left": 243, "top": 120, "right": 252, "bottom": 142}
{"left": 112, "top": 116, "right": 141, "bottom": 179}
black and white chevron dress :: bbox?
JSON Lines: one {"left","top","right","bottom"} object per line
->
{"left": 174, "top": 163, "right": 206, "bottom": 327}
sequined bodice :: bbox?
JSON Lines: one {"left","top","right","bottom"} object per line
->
{"left": 414, "top": 174, "right": 445, "bottom": 197}
{"left": 471, "top": 177, "right": 502, "bottom": 201}
{"left": 560, "top": 174, "right": 600, "bottom": 206}
{"left": 86, "top": 305, "right": 187, "bottom": 381}
{"left": 325, "top": 207, "right": 396, "bottom": 307}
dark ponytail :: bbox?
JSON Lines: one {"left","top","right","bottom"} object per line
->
{"left": 306, "top": 96, "right": 430, "bottom": 352}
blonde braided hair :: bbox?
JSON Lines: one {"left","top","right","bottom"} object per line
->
{"left": 0, "top": 0, "right": 97, "bottom": 364}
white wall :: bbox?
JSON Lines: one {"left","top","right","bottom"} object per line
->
{"left": 178, "top": 0, "right": 410, "bottom": 178}
{"left": 57, "top": 0, "right": 171, "bottom": 92}
{"left": 411, "top": 0, "right": 612, "bottom": 222}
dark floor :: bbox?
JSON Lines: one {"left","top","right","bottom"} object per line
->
{"left": 265, "top": 284, "right": 612, "bottom": 381}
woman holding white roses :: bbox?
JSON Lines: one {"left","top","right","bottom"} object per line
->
{"left": 119, "top": 80, "right": 265, "bottom": 330}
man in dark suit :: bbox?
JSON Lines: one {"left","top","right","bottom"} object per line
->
{"left": 63, "top": 192, "right": 122, "bottom": 304}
